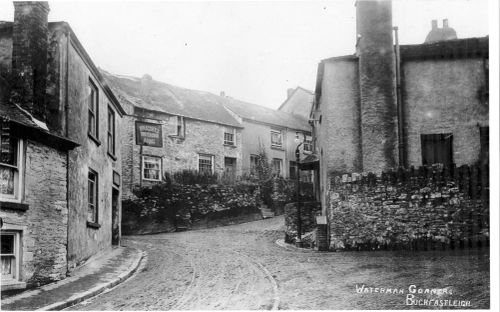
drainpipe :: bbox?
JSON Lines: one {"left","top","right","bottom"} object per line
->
{"left": 64, "top": 28, "right": 70, "bottom": 273}
{"left": 393, "top": 26, "right": 405, "bottom": 167}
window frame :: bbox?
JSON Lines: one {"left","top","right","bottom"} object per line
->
{"left": 303, "top": 135, "right": 313, "bottom": 153}
{"left": 224, "top": 127, "right": 235, "bottom": 146}
{"left": 141, "top": 155, "right": 162, "bottom": 182}
{"left": 107, "top": 106, "right": 116, "bottom": 157}
{"left": 420, "top": 133, "right": 453, "bottom": 166}
{"left": 272, "top": 158, "right": 283, "bottom": 176}
{"left": 198, "top": 153, "right": 214, "bottom": 174}
{"left": 1, "top": 231, "right": 21, "bottom": 283}
{"left": 88, "top": 79, "right": 100, "bottom": 143}
{"left": 0, "top": 130, "right": 24, "bottom": 203}
{"left": 270, "top": 130, "right": 283, "bottom": 148}
{"left": 87, "top": 169, "right": 99, "bottom": 225}
{"left": 250, "top": 154, "right": 259, "bottom": 173}
{"left": 175, "top": 116, "right": 185, "bottom": 138}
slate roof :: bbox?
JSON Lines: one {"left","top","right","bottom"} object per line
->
{"left": 0, "top": 98, "right": 40, "bottom": 129}
{"left": 0, "top": 97, "right": 78, "bottom": 149}
{"left": 222, "top": 99, "right": 310, "bottom": 132}
{"left": 101, "top": 71, "right": 243, "bottom": 128}
{"left": 400, "top": 36, "right": 488, "bottom": 60}
{"left": 101, "top": 70, "right": 310, "bottom": 132}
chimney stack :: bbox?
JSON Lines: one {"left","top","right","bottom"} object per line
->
{"left": 287, "top": 88, "right": 294, "bottom": 98}
{"left": 220, "top": 91, "right": 225, "bottom": 97}
{"left": 355, "top": 0, "right": 398, "bottom": 172}
{"left": 11, "top": 1, "right": 50, "bottom": 123}
{"left": 443, "top": 18, "right": 449, "bottom": 28}
{"left": 431, "top": 20, "right": 438, "bottom": 29}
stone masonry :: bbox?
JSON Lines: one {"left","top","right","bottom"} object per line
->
{"left": 0, "top": 140, "right": 68, "bottom": 286}
{"left": 121, "top": 108, "right": 242, "bottom": 198}
{"left": 327, "top": 165, "right": 489, "bottom": 251}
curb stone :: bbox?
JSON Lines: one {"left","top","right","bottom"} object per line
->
{"left": 275, "top": 238, "right": 317, "bottom": 253}
{"left": 35, "top": 249, "right": 145, "bottom": 311}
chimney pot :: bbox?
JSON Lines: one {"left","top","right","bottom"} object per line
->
{"left": 443, "top": 19, "right": 449, "bottom": 28}
{"left": 431, "top": 20, "right": 438, "bottom": 29}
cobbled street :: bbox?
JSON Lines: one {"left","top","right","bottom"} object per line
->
{"left": 69, "top": 217, "right": 490, "bottom": 310}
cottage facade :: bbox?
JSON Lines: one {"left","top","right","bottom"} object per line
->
{"left": 1, "top": 1, "right": 125, "bottom": 289}
{"left": 102, "top": 72, "right": 244, "bottom": 198}
{"left": 222, "top": 99, "right": 313, "bottom": 179}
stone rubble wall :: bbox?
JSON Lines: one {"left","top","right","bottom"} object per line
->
{"left": 327, "top": 165, "right": 489, "bottom": 251}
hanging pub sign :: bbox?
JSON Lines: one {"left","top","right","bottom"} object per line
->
{"left": 135, "top": 121, "right": 163, "bottom": 147}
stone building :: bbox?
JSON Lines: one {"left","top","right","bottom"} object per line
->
{"left": 1, "top": 2, "right": 125, "bottom": 289}
{"left": 101, "top": 72, "right": 244, "bottom": 198}
{"left": 222, "top": 98, "right": 312, "bottom": 180}
{"left": 311, "top": 0, "right": 488, "bottom": 211}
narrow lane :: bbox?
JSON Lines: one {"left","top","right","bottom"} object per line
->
{"left": 69, "top": 216, "right": 490, "bottom": 310}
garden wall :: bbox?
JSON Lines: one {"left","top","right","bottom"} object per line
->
{"left": 327, "top": 164, "right": 489, "bottom": 251}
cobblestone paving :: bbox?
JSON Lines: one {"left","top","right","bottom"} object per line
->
{"left": 69, "top": 216, "right": 489, "bottom": 310}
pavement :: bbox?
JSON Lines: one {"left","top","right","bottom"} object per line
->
{"left": 1, "top": 246, "right": 144, "bottom": 311}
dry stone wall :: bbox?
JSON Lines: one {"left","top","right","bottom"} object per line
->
{"left": 327, "top": 165, "right": 489, "bottom": 251}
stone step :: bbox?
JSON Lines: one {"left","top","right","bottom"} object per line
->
{"left": 260, "top": 207, "right": 275, "bottom": 219}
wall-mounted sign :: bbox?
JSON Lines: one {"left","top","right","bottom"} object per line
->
{"left": 135, "top": 121, "right": 163, "bottom": 147}
{"left": 113, "top": 171, "right": 121, "bottom": 187}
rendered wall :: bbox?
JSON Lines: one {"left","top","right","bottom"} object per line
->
{"left": 65, "top": 38, "right": 123, "bottom": 270}
{"left": 402, "top": 58, "right": 489, "bottom": 167}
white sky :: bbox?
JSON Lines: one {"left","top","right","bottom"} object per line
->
{"left": 0, "top": 0, "right": 491, "bottom": 109}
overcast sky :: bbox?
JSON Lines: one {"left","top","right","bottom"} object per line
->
{"left": 0, "top": 0, "right": 490, "bottom": 109}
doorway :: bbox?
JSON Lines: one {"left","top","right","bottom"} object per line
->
{"left": 111, "top": 187, "right": 120, "bottom": 246}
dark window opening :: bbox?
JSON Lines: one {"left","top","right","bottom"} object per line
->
{"left": 421, "top": 133, "right": 453, "bottom": 166}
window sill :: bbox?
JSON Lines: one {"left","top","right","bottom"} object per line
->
{"left": 107, "top": 151, "right": 117, "bottom": 161}
{"left": 224, "top": 143, "right": 237, "bottom": 148}
{"left": 142, "top": 178, "right": 162, "bottom": 183}
{"left": 0, "top": 201, "right": 29, "bottom": 211}
{"left": 88, "top": 133, "right": 101, "bottom": 146}
{"left": 168, "top": 135, "right": 185, "bottom": 141}
{"left": 86, "top": 221, "right": 101, "bottom": 229}
{"left": 271, "top": 146, "right": 284, "bottom": 151}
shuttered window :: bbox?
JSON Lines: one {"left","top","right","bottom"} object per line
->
{"left": 420, "top": 133, "right": 453, "bottom": 166}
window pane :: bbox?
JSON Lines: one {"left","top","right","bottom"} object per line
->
{"left": 0, "top": 166, "right": 15, "bottom": 195}
{"left": 1, "top": 235, "right": 14, "bottom": 254}
{"left": 88, "top": 204, "right": 96, "bottom": 223}
{"left": 143, "top": 157, "right": 161, "bottom": 180}
{"left": 271, "top": 131, "right": 282, "bottom": 146}
{"left": 88, "top": 113, "right": 95, "bottom": 135}
{"left": 199, "top": 155, "right": 213, "bottom": 173}
{"left": 0, "top": 124, "right": 17, "bottom": 166}
{"left": 1, "top": 256, "right": 13, "bottom": 276}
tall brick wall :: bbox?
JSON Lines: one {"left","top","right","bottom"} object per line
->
{"left": 121, "top": 110, "right": 242, "bottom": 198}
{"left": 0, "top": 140, "right": 68, "bottom": 287}
{"left": 402, "top": 58, "right": 489, "bottom": 167}
{"left": 65, "top": 39, "right": 123, "bottom": 270}
{"left": 356, "top": 0, "right": 398, "bottom": 172}
{"left": 327, "top": 166, "right": 489, "bottom": 251}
